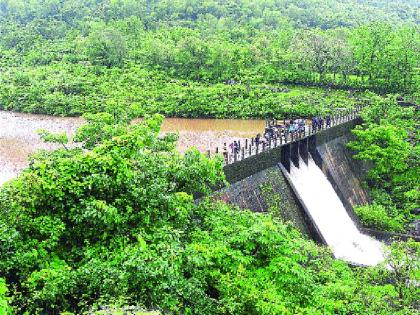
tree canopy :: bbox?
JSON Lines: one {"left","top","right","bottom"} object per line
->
{"left": 1, "top": 114, "right": 419, "bottom": 314}
{"left": 0, "top": 1, "right": 418, "bottom": 118}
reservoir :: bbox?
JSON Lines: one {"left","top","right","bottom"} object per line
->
{"left": 0, "top": 111, "right": 265, "bottom": 185}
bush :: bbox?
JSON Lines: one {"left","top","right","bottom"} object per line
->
{"left": 0, "top": 278, "right": 12, "bottom": 315}
{"left": 86, "top": 28, "right": 127, "bottom": 68}
{"left": 355, "top": 204, "right": 405, "bottom": 232}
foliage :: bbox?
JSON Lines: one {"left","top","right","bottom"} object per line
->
{"left": 0, "top": 278, "right": 12, "bottom": 315}
{"left": 86, "top": 27, "right": 127, "bottom": 68}
{"left": 385, "top": 240, "right": 420, "bottom": 307}
{"left": 73, "top": 112, "right": 129, "bottom": 149}
{"left": 37, "top": 129, "right": 69, "bottom": 150}
{"left": 355, "top": 204, "right": 405, "bottom": 232}
{"left": 91, "top": 309, "right": 161, "bottom": 315}
{"left": 0, "top": 114, "right": 419, "bottom": 314}
{"left": 0, "top": 1, "right": 418, "bottom": 118}
{"left": 350, "top": 123, "right": 411, "bottom": 183}
{"left": 0, "top": 63, "right": 368, "bottom": 118}
{"left": 349, "top": 97, "right": 419, "bottom": 232}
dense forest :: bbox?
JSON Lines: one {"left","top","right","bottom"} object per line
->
{"left": 0, "top": 1, "right": 419, "bottom": 314}
{"left": 0, "top": 0, "right": 418, "bottom": 117}
{"left": 1, "top": 114, "right": 419, "bottom": 314}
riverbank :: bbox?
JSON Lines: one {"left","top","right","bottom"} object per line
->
{"left": 0, "top": 111, "right": 265, "bottom": 185}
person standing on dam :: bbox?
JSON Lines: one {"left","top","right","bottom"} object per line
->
{"left": 318, "top": 117, "right": 324, "bottom": 130}
{"left": 255, "top": 133, "right": 261, "bottom": 146}
{"left": 233, "top": 141, "right": 239, "bottom": 155}
{"left": 312, "top": 117, "right": 318, "bottom": 133}
{"left": 326, "top": 115, "right": 331, "bottom": 128}
{"left": 298, "top": 119, "right": 306, "bottom": 135}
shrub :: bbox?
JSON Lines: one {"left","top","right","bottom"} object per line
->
{"left": 355, "top": 204, "right": 405, "bottom": 232}
{"left": 0, "top": 278, "right": 12, "bottom": 315}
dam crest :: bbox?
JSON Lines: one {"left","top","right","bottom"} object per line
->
{"left": 216, "top": 116, "right": 387, "bottom": 266}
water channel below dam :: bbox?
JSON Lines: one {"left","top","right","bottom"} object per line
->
{"left": 0, "top": 110, "right": 265, "bottom": 185}
{"left": 289, "top": 156, "right": 384, "bottom": 266}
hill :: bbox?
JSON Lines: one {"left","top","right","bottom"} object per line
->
{"left": 0, "top": 0, "right": 418, "bottom": 118}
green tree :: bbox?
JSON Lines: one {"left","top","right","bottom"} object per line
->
{"left": 291, "top": 30, "right": 332, "bottom": 82}
{"left": 348, "top": 97, "right": 419, "bottom": 231}
{"left": 86, "top": 27, "right": 127, "bottom": 68}
{"left": 175, "top": 34, "right": 209, "bottom": 81}
{"left": 0, "top": 278, "right": 12, "bottom": 315}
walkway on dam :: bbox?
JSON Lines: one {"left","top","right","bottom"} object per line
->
{"left": 211, "top": 105, "right": 365, "bottom": 165}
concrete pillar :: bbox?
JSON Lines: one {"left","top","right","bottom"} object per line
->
{"left": 291, "top": 141, "right": 299, "bottom": 167}
{"left": 280, "top": 143, "right": 291, "bottom": 172}
{"left": 299, "top": 138, "right": 309, "bottom": 165}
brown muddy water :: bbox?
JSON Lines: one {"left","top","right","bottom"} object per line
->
{"left": 0, "top": 111, "right": 265, "bottom": 185}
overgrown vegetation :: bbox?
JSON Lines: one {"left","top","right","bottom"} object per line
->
{"left": 0, "top": 1, "right": 419, "bottom": 313}
{"left": 0, "top": 278, "right": 12, "bottom": 315}
{"left": 0, "top": 1, "right": 418, "bottom": 118}
{"left": 1, "top": 115, "right": 419, "bottom": 314}
{"left": 349, "top": 97, "right": 419, "bottom": 233}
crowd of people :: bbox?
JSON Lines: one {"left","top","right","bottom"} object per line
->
{"left": 260, "top": 116, "right": 332, "bottom": 145}
{"left": 223, "top": 115, "right": 333, "bottom": 162}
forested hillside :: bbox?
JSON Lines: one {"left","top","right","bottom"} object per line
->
{"left": 0, "top": 1, "right": 419, "bottom": 314}
{"left": 1, "top": 114, "right": 419, "bottom": 314}
{"left": 0, "top": 0, "right": 418, "bottom": 117}
{"left": 0, "top": 0, "right": 418, "bottom": 29}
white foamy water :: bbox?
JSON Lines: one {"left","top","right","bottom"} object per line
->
{"left": 289, "top": 156, "right": 385, "bottom": 266}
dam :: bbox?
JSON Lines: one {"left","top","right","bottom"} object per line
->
{"left": 287, "top": 155, "right": 383, "bottom": 266}
{"left": 216, "top": 112, "right": 387, "bottom": 266}
{"left": 1, "top": 108, "right": 388, "bottom": 265}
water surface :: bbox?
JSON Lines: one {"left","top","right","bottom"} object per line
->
{"left": 0, "top": 111, "right": 264, "bottom": 185}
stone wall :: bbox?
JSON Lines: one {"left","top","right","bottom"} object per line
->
{"left": 213, "top": 166, "right": 323, "bottom": 242}
{"left": 223, "top": 146, "right": 282, "bottom": 184}
{"left": 316, "top": 135, "right": 370, "bottom": 208}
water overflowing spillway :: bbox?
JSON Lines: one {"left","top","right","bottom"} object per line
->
{"left": 289, "top": 156, "right": 384, "bottom": 266}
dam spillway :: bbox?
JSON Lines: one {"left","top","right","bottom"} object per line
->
{"left": 217, "top": 116, "right": 393, "bottom": 266}
{"left": 288, "top": 155, "right": 384, "bottom": 266}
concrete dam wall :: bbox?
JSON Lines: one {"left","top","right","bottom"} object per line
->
{"left": 215, "top": 118, "right": 370, "bottom": 242}
{"left": 213, "top": 166, "right": 318, "bottom": 241}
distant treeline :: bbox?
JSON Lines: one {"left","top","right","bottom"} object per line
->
{"left": 0, "top": 0, "right": 418, "bottom": 117}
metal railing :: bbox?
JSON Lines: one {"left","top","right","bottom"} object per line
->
{"left": 208, "top": 105, "right": 365, "bottom": 165}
